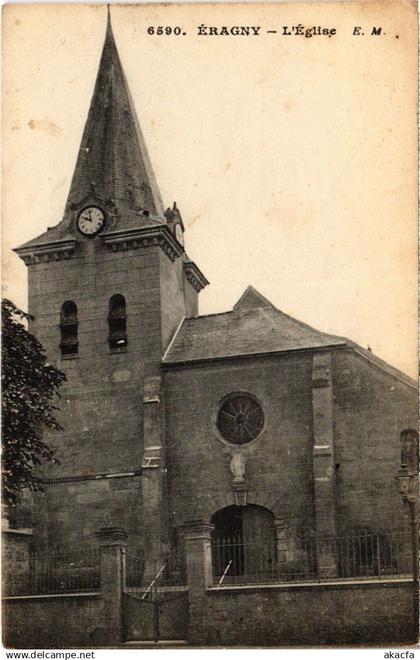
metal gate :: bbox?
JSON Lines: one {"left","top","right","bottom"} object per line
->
{"left": 124, "top": 555, "right": 189, "bottom": 643}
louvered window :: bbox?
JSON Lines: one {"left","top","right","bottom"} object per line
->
{"left": 108, "top": 294, "right": 127, "bottom": 351}
{"left": 60, "top": 301, "right": 78, "bottom": 357}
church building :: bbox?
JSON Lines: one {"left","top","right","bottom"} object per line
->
{"left": 6, "top": 12, "right": 417, "bottom": 647}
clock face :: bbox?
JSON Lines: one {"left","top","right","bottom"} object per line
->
{"left": 77, "top": 206, "right": 105, "bottom": 236}
{"left": 175, "top": 223, "right": 184, "bottom": 246}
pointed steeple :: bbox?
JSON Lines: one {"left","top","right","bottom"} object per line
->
{"left": 16, "top": 10, "right": 201, "bottom": 267}
{"left": 64, "top": 8, "right": 164, "bottom": 218}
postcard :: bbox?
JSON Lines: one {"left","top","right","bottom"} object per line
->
{"left": 2, "top": 2, "right": 418, "bottom": 649}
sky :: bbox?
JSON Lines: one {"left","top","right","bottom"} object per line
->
{"left": 2, "top": 1, "right": 418, "bottom": 377}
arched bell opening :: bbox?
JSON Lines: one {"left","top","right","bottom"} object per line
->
{"left": 59, "top": 300, "right": 79, "bottom": 357}
{"left": 108, "top": 293, "right": 127, "bottom": 351}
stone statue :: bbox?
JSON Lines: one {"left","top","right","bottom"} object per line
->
{"left": 230, "top": 449, "right": 246, "bottom": 484}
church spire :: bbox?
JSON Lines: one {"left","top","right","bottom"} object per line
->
{"left": 64, "top": 8, "right": 164, "bottom": 219}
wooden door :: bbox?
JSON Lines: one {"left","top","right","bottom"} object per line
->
{"left": 241, "top": 505, "right": 276, "bottom": 578}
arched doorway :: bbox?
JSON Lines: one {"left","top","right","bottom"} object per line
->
{"left": 211, "top": 504, "right": 276, "bottom": 581}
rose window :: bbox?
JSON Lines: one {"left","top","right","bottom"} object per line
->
{"left": 217, "top": 393, "right": 264, "bottom": 445}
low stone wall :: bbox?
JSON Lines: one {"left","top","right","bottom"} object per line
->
{"left": 3, "top": 593, "right": 103, "bottom": 648}
{"left": 3, "top": 526, "right": 129, "bottom": 649}
{"left": 3, "top": 524, "right": 416, "bottom": 648}
{"left": 205, "top": 579, "right": 414, "bottom": 646}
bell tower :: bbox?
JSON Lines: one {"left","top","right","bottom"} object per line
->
{"left": 14, "top": 11, "right": 208, "bottom": 560}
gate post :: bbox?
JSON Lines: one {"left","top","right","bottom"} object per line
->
{"left": 183, "top": 519, "right": 214, "bottom": 645}
{"left": 95, "top": 527, "right": 127, "bottom": 646}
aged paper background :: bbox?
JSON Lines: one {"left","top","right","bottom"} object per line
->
{"left": 2, "top": 1, "right": 418, "bottom": 378}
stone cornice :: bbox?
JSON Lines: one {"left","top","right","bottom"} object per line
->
{"left": 42, "top": 470, "right": 142, "bottom": 484}
{"left": 162, "top": 343, "right": 347, "bottom": 369}
{"left": 183, "top": 261, "right": 209, "bottom": 292}
{"left": 14, "top": 239, "right": 77, "bottom": 265}
{"left": 101, "top": 225, "right": 183, "bottom": 261}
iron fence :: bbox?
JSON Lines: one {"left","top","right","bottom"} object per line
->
{"left": 4, "top": 532, "right": 412, "bottom": 596}
{"left": 212, "top": 531, "right": 412, "bottom": 586}
{"left": 4, "top": 548, "right": 101, "bottom": 596}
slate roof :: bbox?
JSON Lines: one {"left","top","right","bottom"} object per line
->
{"left": 163, "top": 286, "right": 346, "bottom": 364}
{"left": 162, "top": 286, "right": 417, "bottom": 388}
{"left": 70, "top": 15, "right": 163, "bottom": 212}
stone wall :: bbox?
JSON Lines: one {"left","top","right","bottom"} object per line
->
{"left": 25, "top": 237, "right": 192, "bottom": 553}
{"left": 332, "top": 349, "right": 418, "bottom": 535}
{"left": 2, "top": 529, "right": 33, "bottom": 596}
{"left": 205, "top": 580, "right": 414, "bottom": 646}
{"left": 28, "top": 244, "right": 162, "bottom": 483}
{"left": 3, "top": 594, "right": 102, "bottom": 648}
{"left": 4, "top": 580, "right": 414, "bottom": 648}
{"left": 4, "top": 524, "right": 416, "bottom": 648}
{"left": 40, "top": 477, "right": 143, "bottom": 552}
{"left": 3, "top": 526, "right": 128, "bottom": 649}
{"left": 164, "top": 347, "right": 417, "bottom": 546}
{"left": 164, "top": 353, "right": 316, "bottom": 535}
{"left": 159, "top": 251, "right": 198, "bottom": 351}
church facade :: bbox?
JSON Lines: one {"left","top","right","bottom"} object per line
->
{"left": 6, "top": 13, "right": 417, "bottom": 647}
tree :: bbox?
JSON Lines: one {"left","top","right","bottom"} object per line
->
{"left": 2, "top": 298, "right": 66, "bottom": 506}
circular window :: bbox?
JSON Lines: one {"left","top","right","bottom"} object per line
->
{"left": 217, "top": 393, "right": 264, "bottom": 445}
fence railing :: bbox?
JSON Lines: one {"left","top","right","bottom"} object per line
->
{"left": 125, "top": 552, "right": 186, "bottom": 589}
{"left": 4, "top": 531, "right": 412, "bottom": 596}
{"left": 4, "top": 549, "right": 101, "bottom": 596}
{"left": 212, "top": 531, "right": 412, "bottom": 586}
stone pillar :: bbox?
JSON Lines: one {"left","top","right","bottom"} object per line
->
{"left": 141, "top": 376, "right": 169, "bottom": 581}
{"left": 312, "top": 352, "right": 338, "bottom": 577}
{"left": 95, "top": 527, "right": 127, "bottom": 645}
{"left": 183, "top": 520, "right": 214, "bottom": 645}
